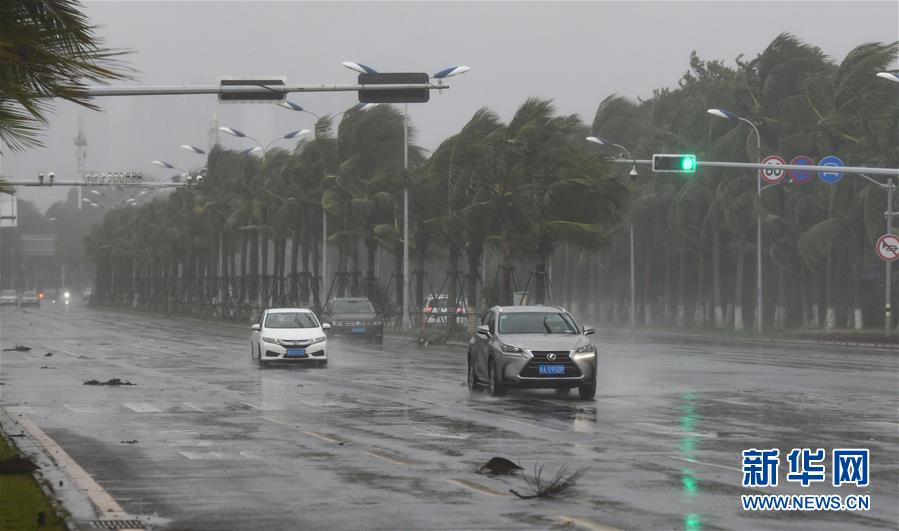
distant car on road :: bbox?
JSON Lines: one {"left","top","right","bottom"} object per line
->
{"left": 0, "top": 289, "right": 18, "bottom": 306}
{"left": 321, "top": 297, "right": 383, "bottom": 344}
{"left": 20, "top": 290, "right": 40, "bottom": 308}
{"left": 250, "top": 308, "right": 330, "bottom": 367}
{"left": 468, "top": 305, "right": 597, "bottom": 400}
{"left": 422, "top": 294, "right": 467, "bottom": 327}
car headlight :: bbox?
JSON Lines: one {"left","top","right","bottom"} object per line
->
{"left": 575, "top": 344, "right": 595, "bottom": 354}
{"left": 310, "top": 336, "right": 326, "bottom": 344}
{"left": 262, "top": 337, "right": 280, "bottom": 345}
{"left": 500, "top": 343, "right": 523, "bottom": 353}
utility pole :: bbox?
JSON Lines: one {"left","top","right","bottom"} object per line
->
{"left": 886, "top": 178, "right": 895, "bottom": 334}
{"left": 74, "top": 116, "right": 87, "bottom": 210}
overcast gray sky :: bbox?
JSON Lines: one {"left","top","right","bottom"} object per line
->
{"left": 3, "top": 1, "right": 897, "bottom": 210}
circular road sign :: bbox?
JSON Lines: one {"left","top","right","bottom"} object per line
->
{"left": 788, "top": 156, "right": 815, "bottom": 184}
{"left": 759, "top": 155, "right": 786, "bottom": 184}
{"left": 876, "top": 233, "right": 899, "bottom": 262}
{"left": 818, "top": 155, "right": 844, "bottom": 184}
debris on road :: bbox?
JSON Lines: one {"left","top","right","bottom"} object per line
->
{"left": 478, "top": 457, "right": 523, "bottom": 475}
{"left": 120, "top": 440, "right": 138, "bottom": 444}
{"left": 44, "top": 352, "right": 53, "bottom": 357}
{"left": 83, "top": 378, "right": 136, "bottom": 386}
{"left": 511, "top": 464, "right": 586, "bottom": 500}
{"left": 3, "top": 344, "right": 31, "bottom": 352}
{"left": 0, "top": 456, "right": 39, "bottom": 475}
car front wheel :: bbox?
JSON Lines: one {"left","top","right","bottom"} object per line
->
{"left": 488, "top": 360, "right": 505, "bottom": 397}
{"left": 578, "top": 382, "right": 596, "bottom": 400}
{"left": 467, "top": 354, "right": 479, "bottom": 393}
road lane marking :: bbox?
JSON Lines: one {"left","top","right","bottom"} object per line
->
{"left": 123, "top": 403, "right": 162, "bottom": 413}
{"left": 304, "top": 431, "right": 341, "bottom": 444}
{"left": 446, "top": 478, "right": 504, "bottom": 497}
{"left": 240, "top": 401, "right": 284, "bottom": 411}
{"left": 182, "top": 402, "right": 206, "bottom": 412}
{"left": 554, "top": 515, "right": 620, "bottom": 531}
{"left": 16, "top": 414, "right": 134, "bottom": 520}
{"left": 239, "top": 450, "right": 262, "bottom": 459}
{"left": 668, "top": 455, "right": 740, "bottom": 472}
{"left": 632, "top": 422, "right": 716, "bottom": 439}
{"left": 178, "top": 451, "right": 227, "bottom": 460}
{"left": 414, "top": 430, "right": 470, "bottom": 440}
{"left": 64, "top": 404, "right": 98, "bottom": 413}
{"left": 43, "top": 344, "right": 82, "bottom": 358}
{"left": 166, "top": 440, "right": 212, "bottom": 447}
{"left": 260, "top": 416, "right": 288, "bottom": 425}
{"left": 365, "top": 450, "right": 412, "bottom": 465}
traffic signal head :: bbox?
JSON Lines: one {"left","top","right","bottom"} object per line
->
{"left": 652, "top": 154, "right": 697, "bottom": 173}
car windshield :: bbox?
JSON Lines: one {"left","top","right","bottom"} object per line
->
{"left": 264, "top": 312, "right": 319, "bottom": 329}
{"left": 1, "top": 290, "right": 15, "bottom": 296}
{"left": 498, "top": 312, "right": 578, "bottom": 334}
{"left": 333, "top": 300, "right": 375, "bottom": 313}
{"left": 24, "top": 291, "right": 37, "bottom": 297}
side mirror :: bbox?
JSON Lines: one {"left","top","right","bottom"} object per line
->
{"left": 251, "top": 323, "right": 261, "bottom": 331}
{"left": 476, "top": 324, "right": 491, "bottom": 338}
{"left": 321, "top": 323, "right": 332, "bottom": 330}
{"left": 583, "top": 325, "right": 595, "bottom": 336}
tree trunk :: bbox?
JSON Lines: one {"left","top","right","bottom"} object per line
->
{"left": 693, "top": 244, "right": 705, "bottom": 326}
{"left": 499, "top": 222, "right": 513, "bottom": 306}
{"left": 713, "top": 232, "right": 724, "bottom": 328}
{"left": 676, "top": 241, "right": 687, "bottom": 326}
{"left": 825, "top": 243, "right": 835, "bottom": 330}
{"left": 733, "top": 239, "right": 745, "bottom": 331}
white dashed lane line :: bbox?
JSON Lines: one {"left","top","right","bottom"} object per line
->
{"left": 123, "top": 402, "right": 162, "bottom": 413}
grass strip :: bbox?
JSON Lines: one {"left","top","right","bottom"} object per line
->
{"left": 0, "top": 432, "right": 67, "bottom": 531}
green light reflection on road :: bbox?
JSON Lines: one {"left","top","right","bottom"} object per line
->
{"left": 679, "top": 392, "right": 702, "bottom": 530}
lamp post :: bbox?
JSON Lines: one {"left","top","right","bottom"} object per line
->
{"left": 218, "top": 127, "right": 310, "bottom": 161}
{"left": 278, "top": 101, "right": 377, "bottom": 304}
{"left": 341, "top": 61, "right": 469, "bottom": 330}
{"left": 707, "top": 108, "right": 763, "bottom": 333}
{"left": 876, "top": 72, "right": 899, "bottom": 84}
{"left": 586, "top": 136, "right": 638, "bottom": 327}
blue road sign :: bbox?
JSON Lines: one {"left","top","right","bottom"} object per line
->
{"left": 818, "top": 155, "right": 844, "bottom": 184}
{"left": 789, "top": 156, "right": 815, "bottom": 184}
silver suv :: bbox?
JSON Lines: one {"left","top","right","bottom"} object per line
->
{"left": 467, "top": 305, "right": 597, "bottom": 399}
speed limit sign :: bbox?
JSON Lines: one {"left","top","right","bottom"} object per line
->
{"left": 759, "top": 155, "right": 786, "bottom": 184}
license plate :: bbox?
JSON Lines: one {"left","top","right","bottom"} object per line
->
{"left": 538, "top": 364, "right": 565, "bottom": 376}
{"left": 351, "top": 327, "right": 366, "bottom": 333}
{"left": 286, "top": 348, "right": 306, "bottom": 357}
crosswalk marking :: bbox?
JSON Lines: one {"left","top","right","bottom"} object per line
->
{"left": 123, "top": 402, "right": 162, "bottom": 413}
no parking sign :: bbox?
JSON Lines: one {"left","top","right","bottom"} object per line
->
{"left": 876, "top": 234, "right": 899, "bottom": 262}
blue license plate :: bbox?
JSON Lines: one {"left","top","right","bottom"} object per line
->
{"left": 351, "top": 327, "right": 366, "bottom": 333}
{"left": 286, "top": 348, "right": 306, "bottom": 357}
{"left": 538, "top": 364, "right": 565, "bottom": 376}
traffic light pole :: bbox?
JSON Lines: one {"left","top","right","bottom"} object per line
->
{"left": 613, "top": 158, "right": 899, "bottom": 176}
{"left": 887, "top": 178, "right": 895, "bottom": 334}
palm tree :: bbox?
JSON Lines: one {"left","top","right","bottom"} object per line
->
{"left": 0, "top": 0, "right": 131, "bottom": 150}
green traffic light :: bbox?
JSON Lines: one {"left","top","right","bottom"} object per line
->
{"left": 681, "top": 155, "right": 696, "bottom": 172}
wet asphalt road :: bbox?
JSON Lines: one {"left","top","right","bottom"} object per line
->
{"left": 0, "top": 303, "right": 897, "bottom": 530}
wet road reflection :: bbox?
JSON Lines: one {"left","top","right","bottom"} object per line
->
{"left": 1, "top": 304, "right": 896, "bottom": 530}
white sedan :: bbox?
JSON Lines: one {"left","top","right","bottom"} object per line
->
{"left": 251, "top": 308, "right": 330, "bottom": 367}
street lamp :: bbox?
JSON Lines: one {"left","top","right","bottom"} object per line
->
{"left": 707, "top": 108, "right": 763, "bottom": 333}
{"left": 218, "top": 126, "right": 310, "bottom": 160}
{"left": 586, "top": 136, "right": 637, "bottom": 328}
{"left": 151, "top": 160, "right": 193, "bottom": 183}
{"left": 876, "top": 72, "right": 899, "bottom": 83}
{"left": 341, "top": 60, "right": 470, "bottom": 330}
{"left": 180, "top": 145, "right": 206, "bottom": 155}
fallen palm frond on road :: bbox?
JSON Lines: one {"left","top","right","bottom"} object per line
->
{"left": 510, "top": 463, "right": 587, "bottom": 500}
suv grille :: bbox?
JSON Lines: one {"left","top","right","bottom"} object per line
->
{"left": 520, "top": 351, "right": 581, "bottom": 378}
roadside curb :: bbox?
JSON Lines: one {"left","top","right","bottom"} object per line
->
{"left": 595, "top": 328, "right": 898, "bottom": 351}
